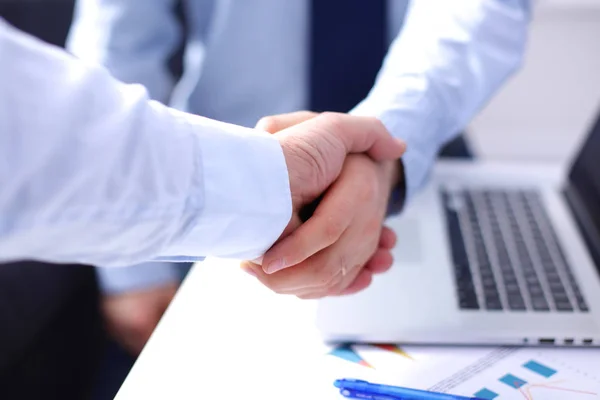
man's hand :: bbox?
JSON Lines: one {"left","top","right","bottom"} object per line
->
{"left": 244, "top": 154, "right": 398, "bottom": 298}
{"left": 269, "top": 112, "right": 405, "bottom": 265}
{"left": 101, "top": 284, "right": 178, "bottom": 356}
{"left": 242, "top": 111, "right": 404, "bottom": 298}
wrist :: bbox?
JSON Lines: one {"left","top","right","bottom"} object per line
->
{"left": 279, "top": 143, "right": 303, "bottom": 213}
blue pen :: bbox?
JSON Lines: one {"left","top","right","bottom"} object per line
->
{"left": 335, "top": 379, "right": 485, "bottom": 400}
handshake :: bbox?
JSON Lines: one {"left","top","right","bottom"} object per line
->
{"left": 242, "top": 111, "right": 407, "bottom": 299}
{"left": 102, "top": 111, "right": 406, "bottom": 356}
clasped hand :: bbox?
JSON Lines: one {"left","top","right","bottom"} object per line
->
{"left": 242, "top": 112, "right": 405, "bottom": 299}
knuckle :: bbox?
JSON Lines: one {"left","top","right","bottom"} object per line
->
{"left": 293, "top": 234, "right": 312, "bottom": 259}
{"left": 319, "top": 112, "right": 345, "bottom": 133}
{"left": 298, "top": 110, "right": 316, "bottom": 118}
{"left": 320, "top": 111, "right": 340, "bottom": 121}
{"left": 358, "top": 177, "right": 379, "bottom": 203}
{"left": 327, "top": 283, "right": 345, "bottom": 297}
{"left": 323, "top": 255, "right": 348, "bottom": 290}
{"left": 366, "top": 116, "right": 387, "bottom": 135}
{"left": 339, "top": 253, "right": 349, "bottom": 271}
{"left": 257, "top": 116, "right": 279, "bottom": 132}
{"left": 371, "top": 116, "right": 386, "bottom": 130}
{"left": 324, "top": 218, "right": 345, "bottom": 243}
{"left": 327, "top": 274, "right": 347, "bottom": 295}
{"left": 315, "top": 264, "right": 339, "bottom": 290}
{"left": 365, "top": 217, "right": 382, "bottom": 239}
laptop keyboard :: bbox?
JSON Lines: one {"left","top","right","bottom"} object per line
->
{"left": 442, "top": 188, "right": 589, "bottom": 313}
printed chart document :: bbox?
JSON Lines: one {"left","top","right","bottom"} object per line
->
{"left": 327, "top": 344, "right": 599, "bottom": 399}
{"left": 117, "top": 259, "right": 600, "bottom": 400}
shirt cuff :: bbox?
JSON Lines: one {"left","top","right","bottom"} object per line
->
{"left": 96, "top": 261, "right": 180, "bottom": 294}
{"left": 158, "top": 112, "right": 292, "bottom": 261}
{"left": 386, "top": 159, "right": 407, "bottom": 217}
{"left": 350, "top": 84, "right": 443, "bottom": 204}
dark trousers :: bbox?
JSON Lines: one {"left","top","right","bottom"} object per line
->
{"left": 0, "top": 262, "right": 104, "bottom": 400}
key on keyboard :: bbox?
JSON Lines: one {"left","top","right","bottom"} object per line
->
{"left": 442, "top": 188, "right": 588, "bottom": 313}
{"left": 442, "top": 191, "right": 479, "bottom": 310}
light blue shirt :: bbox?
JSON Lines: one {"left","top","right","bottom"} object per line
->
{"left": 0, "top": 19, "right": 292, "bottom": 267}
{"left": 67, "top": 0, "right": 532, "bottom": 292}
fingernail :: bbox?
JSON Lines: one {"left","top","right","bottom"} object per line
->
{"left": 396, "top": 139, "right": 407, "bottom": 153}
{"left": 251, "top": 255, "right": 264, "bottom": 265}
{"left": 241, "top": 266, "right": 257, "bottom": 277}
{"left": 265, "top": 258, "right": 286, "bottom": 274}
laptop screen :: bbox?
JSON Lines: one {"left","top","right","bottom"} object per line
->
{"left": 568, "top": 111, "right": 600, "bottom": 271}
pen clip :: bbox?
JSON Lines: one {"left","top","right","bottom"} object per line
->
{"left": 339, "top": 388, "right": 402, "bottom": 400}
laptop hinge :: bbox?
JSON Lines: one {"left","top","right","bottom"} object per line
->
{"left": 563, "top": 184, "right": 600, "bottom": 276}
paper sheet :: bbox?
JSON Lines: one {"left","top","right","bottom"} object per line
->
{"left": 320, "top": 344, "right": 600, "bottom": 399}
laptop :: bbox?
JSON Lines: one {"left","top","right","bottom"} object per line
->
{"left": 317, "top": 111, "right": 600, "bottom": 346}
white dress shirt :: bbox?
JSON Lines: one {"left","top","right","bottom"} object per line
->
{"left": 0, "top": 19, "right": 292, "bottom": 267}
{"left": 67, "top": 0, "right": 532, "bottom": 292}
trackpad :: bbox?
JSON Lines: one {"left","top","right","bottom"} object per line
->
{"left": 387, "top": 217, "right": 423, "bottom": 265}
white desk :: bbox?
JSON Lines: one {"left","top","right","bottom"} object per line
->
{"left": 116, "top": 259, "right": 600, "bottom": 400}
{"left": 115, "top": 259, "right": 344, "bottom": 400}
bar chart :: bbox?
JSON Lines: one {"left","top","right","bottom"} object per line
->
{"left": 474, "top": 359, "right": 561, "bottom": 398}
{"left": 432, "top": 349, "right": 600, "bottom": 399}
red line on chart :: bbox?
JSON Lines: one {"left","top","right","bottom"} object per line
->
{"left": 521, "top": 382, "right": 597, "bottom": 399}
{"left": 519, "top": 387, "right": 532, "bottom": 400}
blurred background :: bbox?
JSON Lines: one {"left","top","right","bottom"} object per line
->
{"left": 0, "top": 0, "right": 599, "bottom": 399}
{"left": 3, "top": 0, "right": 599, "bottom": 163}
{"left": 468, "top": 0, "right": 600, "bottom": 164}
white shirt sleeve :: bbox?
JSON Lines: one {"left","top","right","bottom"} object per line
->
{"left": 352, "top": 0, "right": 532, "bottom": 200}
{"left": 0, "top": 19, "right": 292, "bottom": 267}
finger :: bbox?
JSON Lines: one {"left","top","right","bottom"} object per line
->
{"left": 378, "top": 226, "right": 397, "bottom": 249}
{"left": 324, "top": 258, "right": 366, "bottom": 297}
{"left": 255, "top": 111, "right": 319, "bottom": 133}
{"left": 277, "top": 212, "right": 302, "bottom": 243}
{"left": 296, "top": 289, "right": 337, "bottom": 300}
{"left": 254, "top": 247, "right": 345, "bottom": 294}
{"left": 318, "top": 113, "right": 407, "bottom": 161}
{"left": 262, "top": 167, "right": 359, "bottom": 274}
{"left": 262, "top": 226, "right": 378, "bottom": 296}
{"left": 293, "top": 266, "right": 364, "bottom": 299}
{"left": 241, "top": 260, "right": 316, "bottom": 296}
{"left": 338, "top": 269, "right": 374, "bottom": 296}
{"left": 364, "top": 248, "right": 394, "bottom": 274}
{"left": 240, "top": 261, "right": 261, "bottom": 278}
{"left": 250, "top": 255, "right": 264, "bottom": 266}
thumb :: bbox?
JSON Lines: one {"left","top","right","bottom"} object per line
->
{"left": 256, "top": 111, "right": 319, "bottom": 134}
{"left": 278, "top": 212, "right": 302, "bottom": 242}
{"left": 250, "top": 212, "right": 301, "bottom": 266}
{"left": 321, "top": 113, "right": 406, "bottom": 161}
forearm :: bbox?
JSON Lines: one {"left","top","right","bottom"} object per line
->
{"left": 352, "top": 0, "right": 531, "bottom": 201}
{"left": 0, "top": 20, "right": 291, "bottom": 266}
